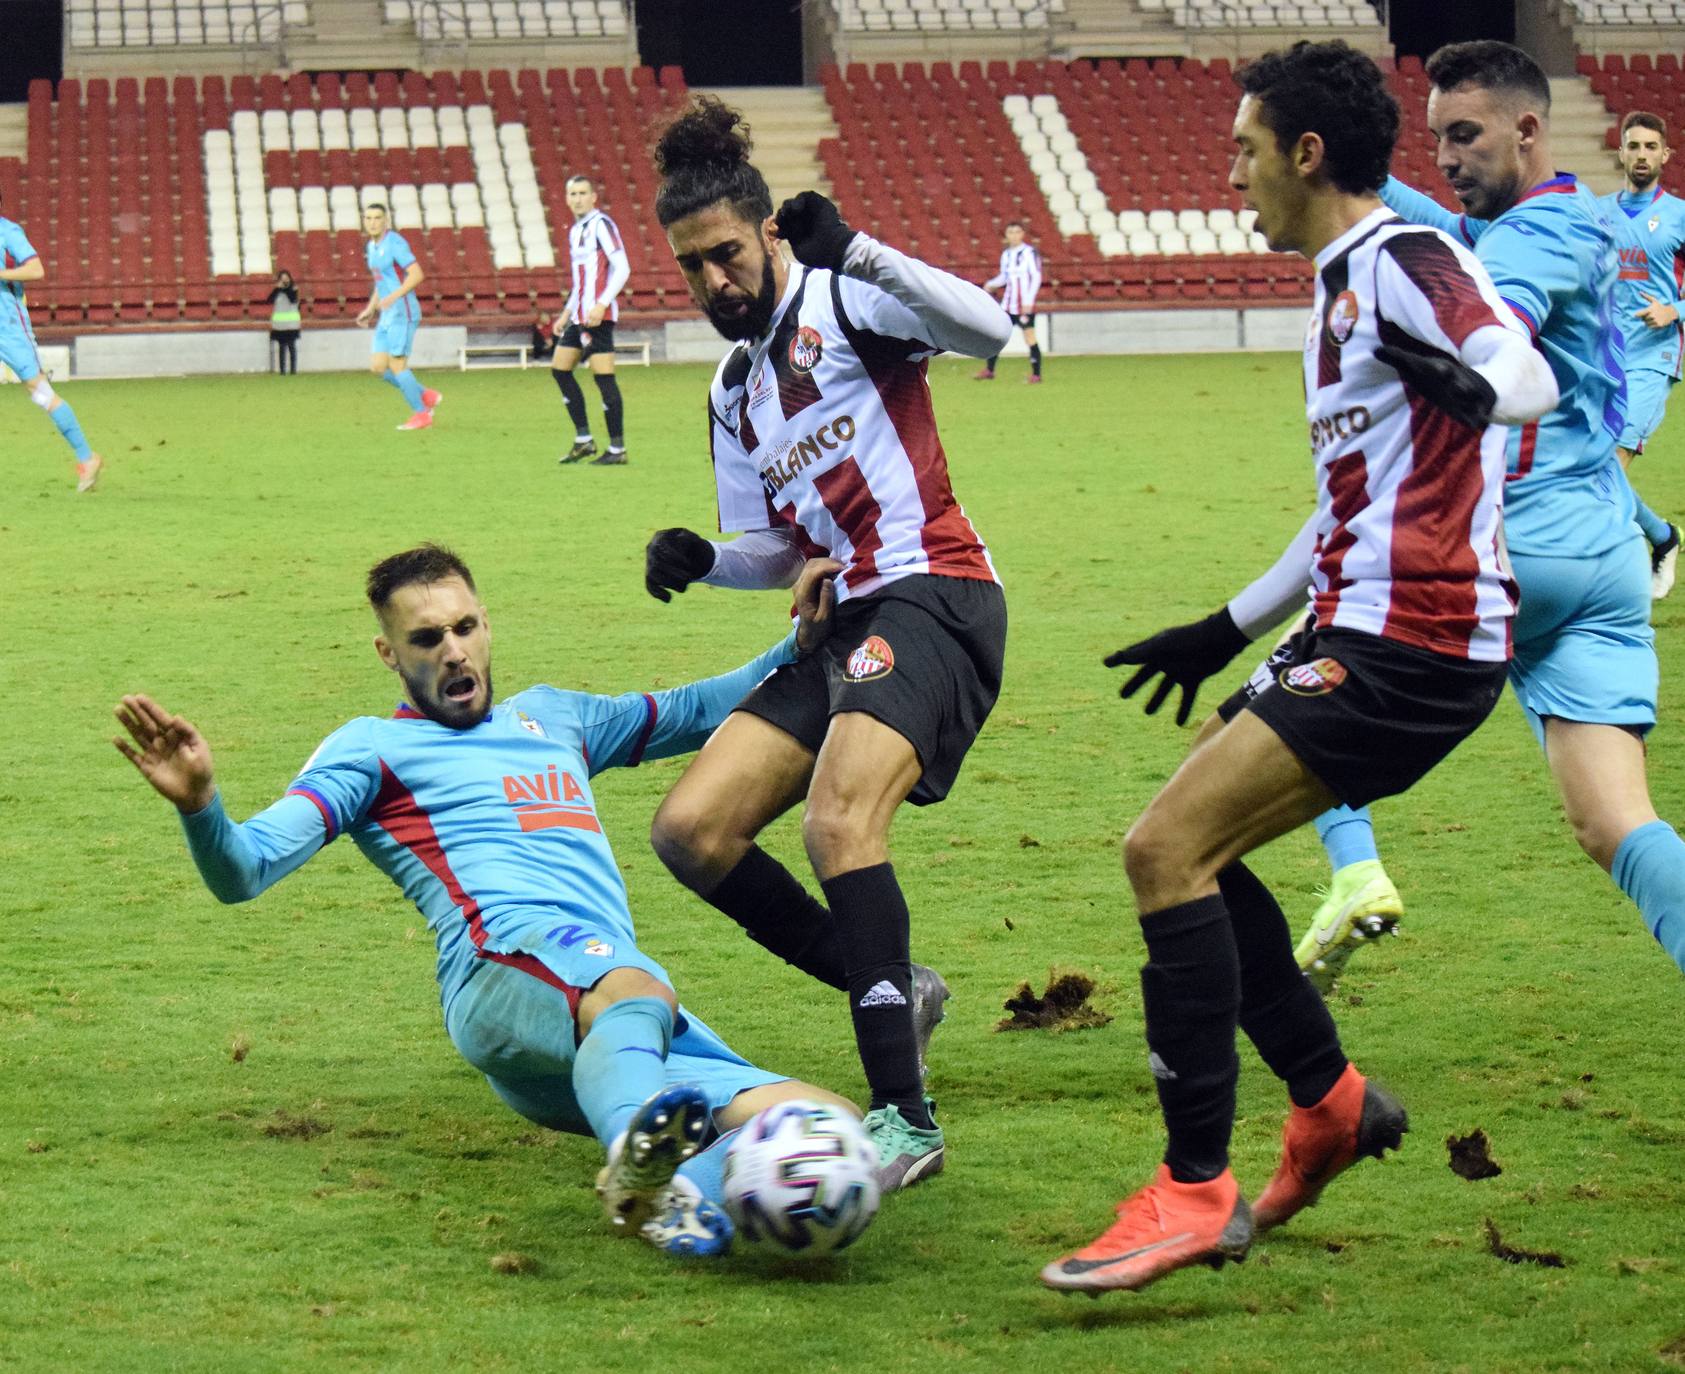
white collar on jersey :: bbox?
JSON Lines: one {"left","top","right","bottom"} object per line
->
{"left": 1314, "top": 205, "right": 1395, "bottom": 270}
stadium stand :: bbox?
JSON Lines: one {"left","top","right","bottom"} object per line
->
{"left": 6, "top": 55, "right": 1480, "bottom": 334}
{"left": 65, "top": 0, "right": 308, "bottom": 49}
{"left": 830, "top": 0, "right": 1063, "bottom": 35}
{"left": 1165, "top": 1, "right": 1382, "bottom": 29}
{"left": 389, "top": 0, "right": 629, "bottom": 42}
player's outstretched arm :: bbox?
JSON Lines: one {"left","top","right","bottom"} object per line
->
{"left": 589, "top": 558, "right": 841, "bottom": 768}
{"left": 1104, "top": 608, "right": 1253, "bottom": 728}
{"left": 114, "top": 694, "right": 332, "bottom": 903}
{"left": 774, "top": 191, "right": 1010, "bottom": 359}
{"left": 1380, "top": 175, "right": 1486, "bottom": 241}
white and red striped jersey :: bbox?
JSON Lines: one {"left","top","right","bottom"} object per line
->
{"left": 1303, "top": 208, "right": 1523, "bottom": 663}
{"left": 708, "top": 262, "right": 998, "bottom": 602}
{"left": 986, "top": 243, "right": 1041, "bottom": 315}
{"left": 566, "top": 209, "right": 630, "bottom": 324}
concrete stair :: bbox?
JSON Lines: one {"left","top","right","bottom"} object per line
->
{"left": 693, "top": 87, "right": 839, "bottom": 206}
{"left": 1550, "top": 75, "right": 1621, "bottom": 195}
{"left": 1054, "top": 0, "right": 1183, "bottom": 58}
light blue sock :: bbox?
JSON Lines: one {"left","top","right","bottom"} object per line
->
{"left": 572, "top": 995, "right": 674, "bottom": 1147}
{"left": 49, "top": 402, "right": 93, "bottom": 461}
{"left": 1315, "top": 805, "right": 1379, "bottom": 873}
{"left": 676, "top": 1126, "right": 739, "bottom": 1205}
{"left": 391, "top": 368, "right": 426, "bottom": 412}
{"left": 1633, "top": 495, "right": 1673, "bottom": 548}
{"left": 1611, "top": 820, "right": 1685, "bottom": 974}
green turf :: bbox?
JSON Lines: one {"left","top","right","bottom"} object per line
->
{"left": 4, "top": 355, "right": 1683, "bottom": 1372}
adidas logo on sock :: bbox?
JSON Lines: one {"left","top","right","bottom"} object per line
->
{"left": 858, "top": 980, "right": 908, "bottom": 1008}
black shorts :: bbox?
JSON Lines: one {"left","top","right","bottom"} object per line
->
{"left": 1215, "top": 620, "right": 1507, "bottom": 809}
{"left": 736, "top": 574, "right": 1007, "bottom": 805}
{"left": 1011, "top": 313, "right": 1035, "bottom": 330}
{"left": 556, "top": 320, "right": 615, "bottom": 359}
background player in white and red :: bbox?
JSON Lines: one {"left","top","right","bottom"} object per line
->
{"left": 637, "top": 97, "right": 1012, "bottom": 1193}
{"left": 975, "top": 220, "right": 1044, "bottom": 383}
{"left": 1041, "top": 41, "right": 1558, "bottom": 1295}
{"left": 552, "top": 175, "right": 631, "bottom": 466}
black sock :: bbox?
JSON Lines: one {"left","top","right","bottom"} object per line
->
{"left": 1029, "top": 343, "right": 1042, "bottom": 377}
{"left": 823, "top": 863, "right": 930, "bottom": 1128}
{"left": 1220, "top": 863, "right": 1348, "bottom": 1108}
{"left": 984, "top": 355, "right": 998, "bottom": 372}
{"left": 705, "top": 846, "right": 846, "bottom": 989}
{"left": 1139, "top": 893, "right": 1240, "bottom": 1183}
{"left": 552, "top": 369, "right": 589, "bottom": 433}
{"left": 593, "top": 372, "right": 624, "bottom": 447}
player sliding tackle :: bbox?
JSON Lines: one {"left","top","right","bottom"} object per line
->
{"left": 1042, "top": 40, "right": 1558, "bottom": 1295}
{"left": 636, "top": 97, "right": 1012, "bottom": 1192}
{"left": 114, "top": 544, "right": 859, "bottom": 1259}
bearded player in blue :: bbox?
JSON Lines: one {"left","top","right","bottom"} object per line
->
{"left": 355, "top": 204, "right": 441, "bottom": 431}
{"left": 112, "top": 543, "right": 879, "bottom": 1259}
{"left": 1602, "top": 111, "right": 1685, "bottom": 599}
{"left": 0, "top": 191, "right": 104, "bottom": 491}
{"left": 1292, "top": 41, "right": 1685, "bottom": 984}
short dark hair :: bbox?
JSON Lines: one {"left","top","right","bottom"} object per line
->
{"left": 566, "top": 173, "right": 595, "bottom": 190}
{"left": 366, "top": 201, "right": 388, "bottom": 215}
{"left": 1622, "top": 110, "right": 1668, "bottom": 142}
{"left": 366, "top": 543, "right": 476, "bottom": 613}
{"left": 1236, "top": 40, "right": 1399, "bottom": 195}
{"left": 1004, "top": 219, "right": 1024, "bottom": 230}
{"left": 652, "top": 95, "right": 774, "bottom": 228}
{"left": 1425, "top": 40, "right": 1551, "bottom": 114}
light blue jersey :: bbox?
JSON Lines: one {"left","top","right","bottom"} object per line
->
{"left": 1381, "top": 174, "right": 1632, "bottom": 559}
{"left": 0, "top": 216, "right": 42, "bottom": 379}
{"left": 178, "top": 635, "right": 795, "bottom": 1007}
{"left": 365, "top": 228, "right": 420, "bottom": 327}
{"left": 1600, "top": 184, "right": 1685, "bottom": 380}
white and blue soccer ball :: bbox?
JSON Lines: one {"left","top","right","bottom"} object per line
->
{"left": 722, "top": 1099, "right": 880, "bottom": 1256}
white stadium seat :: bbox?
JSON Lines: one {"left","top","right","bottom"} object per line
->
{"left": 1097, "top": 229, "right": 1127, "bottom": 256}
{"left": 1187, "top": 229, "right": 1219, "bottom": 255}
{"left": 1117, "top": 209, "right": 1148, "bottom": 234}
{"left": 1158, "top": 229, "right": 1190, "bottom": 254}
{"left": 1146, "top": 208, "right": 1176, "bottom": 234}
{"left": 1127, "top": 230, "right": 1159, "bottom": 256}
{"left": 1207, "top": 207, "right": 1238, "bottom": 233}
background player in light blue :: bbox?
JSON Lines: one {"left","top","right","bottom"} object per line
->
{"left": 1296, "top": 41, "right": 1685, "bottom": 984}
{"left": 0, "top": 190, "right": 103, "bottom": 492}
{"left": 355, "top": 204, "right": 441, "bottom": 432}
{"left": 1603, "top": 111, "right": 1684, "bottom": 598}
{"left": 112, "top": 543, "right": 869, "bottom": 1259}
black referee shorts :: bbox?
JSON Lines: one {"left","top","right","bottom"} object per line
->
{"left": 1011, "top": 313, "right": 1035, "bottom": 329}
{"left": 1215, "top": 620, "right": 1507, "bottom": 809}
{"left": 735, "top": 574, "right": 1007, "bottom": 805}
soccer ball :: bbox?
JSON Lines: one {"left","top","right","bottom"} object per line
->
{"left": 722, "top": 1099, "right": 880, "bottom": 1255}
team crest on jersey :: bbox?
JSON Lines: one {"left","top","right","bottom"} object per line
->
{"left": 788, "top": 325, "right": 824, "bottom": 375}
{"left": 1326, "top": 290, "right": 1360, "bottom": 346}
{"left": 1650, "top": 216, "right": 1662, "bottom": 233}
{"left": 516, "top": 711, "right": 545, "bottom": 737}
{"left": 583, "top": 939, "right": 615, "bottom": 958}
{"left": 1280, "top": 657, "right": 1348, "bottom": 696}
{"left": 845, "top": 635, "right": 895, "bottom": 682}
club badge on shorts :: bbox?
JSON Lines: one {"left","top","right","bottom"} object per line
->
{"left": 789, "top": 325, "right": 823, "bottom": 375}
{"left": 844, "top": 635, "right": 894, "bottom": 682}
{"left": 1280, "top": 657, "right": 1348, "bottom": 696}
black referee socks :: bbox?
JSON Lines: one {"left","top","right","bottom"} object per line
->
{"left": 704, "top": 846, "right": 847, "bottom": 990}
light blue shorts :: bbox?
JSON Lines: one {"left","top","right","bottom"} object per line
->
{"left": 1509, "top": 537, "right": 1657, "bottom": 742}
{"left": 1618, "top": 368, "right": 1676, "bottom": 453}
{"left": 370, "top": 308, "right": 419, "bottom": 360}
{"left": 0, "top": 325, "right": 42, "bottom": 383}
{"left": 442, "top": 953, "right": 785, "bottom": 1138}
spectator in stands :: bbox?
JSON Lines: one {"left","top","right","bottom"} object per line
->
{"left": 1602, "top": 111, "right": 1684, "bottom": 599}
{"left": 354, "top": 204, "right": 440, "bottom": 432}
{"left": 266, "top": 270, "right": 301, "bottom": 375}
{"left": 530, "top": 309, "right": 556, "bottom": 363}
{"left": 0, "top": 190, "right": 103, "bottom": 492}
{"left": 552, "top": 175, "right": 631, "bottom": 466}
{"left": 975, "top": 221, "right": 1044, "bottom": 384}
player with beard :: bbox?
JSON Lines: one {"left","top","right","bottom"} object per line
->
{"left": 639, "top": 97, "right": 1012, "bottom": 1191}
{"left": 1601, "top": 112, "right": 1684, "bottom": 597}
{"left": 113, "top": 542, "right": 857, "bottom": 1259}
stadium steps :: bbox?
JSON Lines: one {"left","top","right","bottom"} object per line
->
{"left": 1052, "top": 0, "right": 1183, "bottom": 60}
{"left": 283, "top": 0, "right": 414, "bottom": 70}
{"left": 691, "top": 87, "right": 837, "bottom": 205}
{"left": 1549, "top": 76, "right": 1623, "bottom": 195}
{"left": 0, "top": 103, "right": 26, "bottom": 162}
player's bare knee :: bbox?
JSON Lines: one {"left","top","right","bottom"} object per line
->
{"left": 800, "top": 796, "right": 879, "bottom": 876}
{"left": 1123, "top": 812, "right": 1191, "bottom": 904}
{"left": 368, "top": 358, "right": 388, "bottom": 376}
{"left": 716, "top": 1081, "right": 860, "bottom": 1132}
{"left": 649, "top": 793, "right": 733, "bottom": 887}
{"left": 577, "top": 968, "right": 677, "bottom": 1034}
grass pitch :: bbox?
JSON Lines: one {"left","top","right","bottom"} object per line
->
{"left": 4, "top": 353, "right": 1684, "bottom": 1372}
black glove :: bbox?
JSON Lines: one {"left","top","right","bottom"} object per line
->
{"left": 1375, "top": 343, "right": 1497, "bottom": 429}
{"left": 644, "top": 528, "right": 716, "bottom": 602}
{"left": 774, "top": 191, "right": 859, "bottom": 273}
{"left": 1103, "top": 607, "right": 1251, "bottom": 727}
